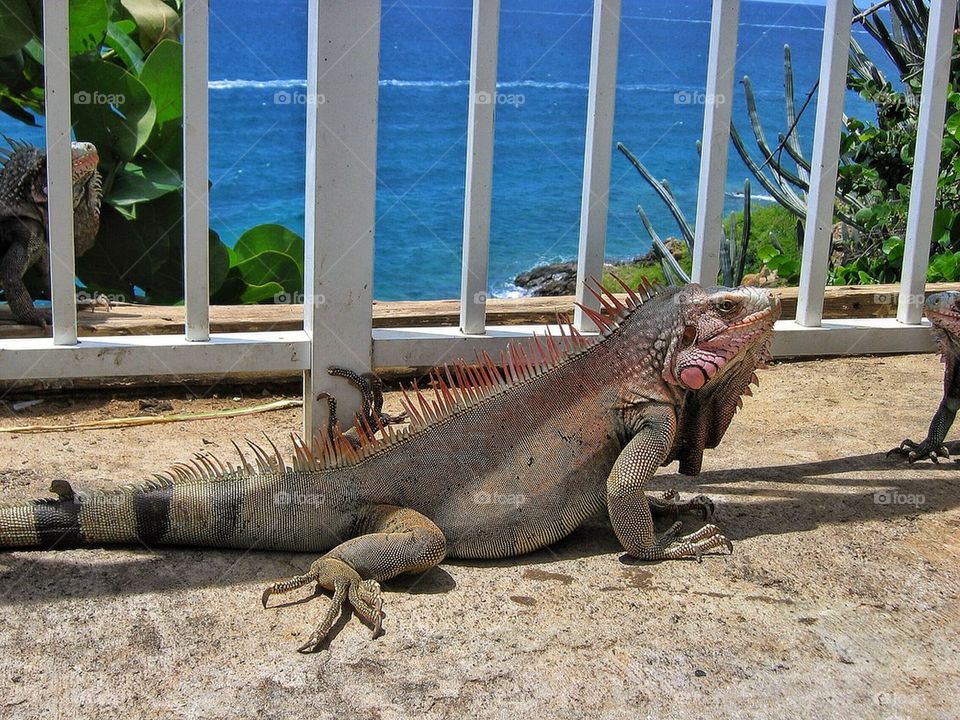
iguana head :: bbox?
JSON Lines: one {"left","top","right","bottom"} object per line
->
{"left": 925, "top": 291, "right": 960, "bottom": 359}
{"left": 0, "top": 138, "right": 102, "bottom": 247}
{"left": 660, "top": 284, "right": 780, "bottom": 474}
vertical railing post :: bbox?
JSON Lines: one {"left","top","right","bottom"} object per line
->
{"left": 43, "top": 0, "right": 77, "bottom": 345}
{"left": 459, "top": 0, "right": 501, "bottom": 335}
{"left": 303, "top": 0, "right": 381, "bottom": 438}
{"left": 183, "top": 0, "right": 210, "bottom": 341}
{"left": 897, "top": 0, "right": 958, "bottom": 324}
{"left": 691, "top": 0, "right": 740, "bottom": 286}
{"left": 574, "top": 0, "right": 622, "bottom": 332}
{"left": 795, "top": 0, "right": 853, "bottom": 327}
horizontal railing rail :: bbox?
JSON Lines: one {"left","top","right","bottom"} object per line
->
{"left": 0, "top": 0, "right": 956, "bottom": 439}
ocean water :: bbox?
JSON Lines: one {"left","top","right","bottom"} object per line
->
{"left": 1, "top": 0, "right": 892, "bottom": 300}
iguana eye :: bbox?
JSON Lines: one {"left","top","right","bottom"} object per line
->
{"left": 680, "top": 325, "right": 697, "bottom": 348}
{"left": 716, "top": 299, "right": 737, "bottom": 314}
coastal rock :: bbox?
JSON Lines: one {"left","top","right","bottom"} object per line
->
{"left": 514, "top": 262, "right": 579, "bottom": 296}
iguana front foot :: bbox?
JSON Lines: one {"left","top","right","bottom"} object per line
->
{"left": 649, "top": 490, "right": 715, "bottom": 520}
{"left": 887, "top": 439, "right": 952, "bottom": 464}
{"left": 262, "top": 557, "right": 384, "bottom": 652}
{"left": 77, "top": 291, "right": 112, "bottom": 313}
{"left": 630, "top": 523, "right": 733, "bottom": 562}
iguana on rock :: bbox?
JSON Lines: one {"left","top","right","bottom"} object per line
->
{"left": 0, "top": 138, "right": 102, "bottom": 328}
{"left": 0, "top": 280, "right": 780, "bottom": 651}
{"left": 889, "top": 290, "right": 960, "bottom": 463}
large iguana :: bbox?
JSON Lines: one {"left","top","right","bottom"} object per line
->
{"left": 0, "top": 138, "right": 102, "bottom": 328}
{"left": 890, "top": 290, "right": 959, "bottom": 463}
{"left": 0, "top": 281, "right": 780, "bottom": 651}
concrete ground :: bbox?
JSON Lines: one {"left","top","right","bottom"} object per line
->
{"left": 0, "top": 354, "right": 957, "bottom": 719}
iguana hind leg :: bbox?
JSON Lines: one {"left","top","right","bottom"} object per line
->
{"left": 261, "top": 504, "right": 446, "bottom": 652}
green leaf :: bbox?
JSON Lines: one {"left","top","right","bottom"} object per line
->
{"left": 108, "top": 158, "right": 181, "bottom": 206}
{"left": 71, "top": 58, "right": 156, "bottom": 161}
{"left": 69, "top": 0, "right": 109, "bottom": 56}
{"left": 120, "top": 0, "right": 180, "bottom": 50}
{"left": 138, "top": 39, "right": 182, "bottom": 124}
{"left": 234, "top": 224, "right": 304, "bottom": 265}
{"left": 231, "top": 250, "right": 303, "bottom": 302}
{"left": 105, "top": 19, "right": 145, "bottom": 72}
{"left": 77, "top": 194, "right": 230, "bottom": 302}
{"left": 0, "top": 0, "right": 35, "bottom": 57}
{"left": 946, "top": 111, "right": 960, "bottom": 138}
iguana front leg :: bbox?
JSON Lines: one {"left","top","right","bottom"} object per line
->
{"left": 608, "top": 404, "right": 731, "bottom": 561}
{"left": 261, "top": 505, "right": 446, "bottom": 651}
{"left": 0, "top": 222, "right": 49, "bottom": 328}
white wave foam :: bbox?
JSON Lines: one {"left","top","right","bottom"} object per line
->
{"left": 207, "top": 77, "right": 780, "bottom": 98}
{"left": 208, "top": 78, "right": 306, "bottom": 89}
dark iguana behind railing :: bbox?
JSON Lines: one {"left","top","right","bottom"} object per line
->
{"left": 0, "top": 138, "right": 102, "bottom": 328}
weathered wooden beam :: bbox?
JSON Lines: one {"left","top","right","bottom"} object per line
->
{"left": 1, "top": 284, "right": 956, "bottom": 339}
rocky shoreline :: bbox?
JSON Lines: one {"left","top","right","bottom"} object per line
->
{"left": 513, "top": 240, "right": 685, "bottom": 296}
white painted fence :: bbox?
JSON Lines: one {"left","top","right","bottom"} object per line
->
{"left": 0, "top": 0, "right": 955, "bottom": 437}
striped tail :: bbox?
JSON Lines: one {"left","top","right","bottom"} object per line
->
{"left": 0, "top": 479, "right": 171, "bottom": 550}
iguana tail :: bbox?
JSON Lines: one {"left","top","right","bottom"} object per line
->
{"left": 0, "top": 479, "right": 173, "bottom": 550}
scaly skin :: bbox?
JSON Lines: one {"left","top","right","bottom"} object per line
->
{"left": 0, "top": 281, "right": 780, "bottom": 651}
{"left": 889, "top": 291, "right": 960, "bottom": 463}
{"left": 0, "top": 139, "right": 102, "bottom": 328}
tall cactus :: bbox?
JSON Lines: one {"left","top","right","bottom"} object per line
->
{"left": 617, "top": 142, "right": 753, "bottom": 287}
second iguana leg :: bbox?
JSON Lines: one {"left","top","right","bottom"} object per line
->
{"left": 329, "top": 367, "right": 407, "bottom": 431}
{"left": 261, "top": 505, "right": 446, "bottom": 651}
{"left": 648, "top": 490, "right": 715, "bottom": 520}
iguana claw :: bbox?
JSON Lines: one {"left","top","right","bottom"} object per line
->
{"left": 887, "top": 439, "right": 952, "bottom": 464}
{"left": 640, "top": 523, "right": 733, "bottom": 562}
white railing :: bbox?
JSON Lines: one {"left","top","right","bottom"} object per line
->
{"left": 0, "top": 0, "right": 956, "bottom": 438}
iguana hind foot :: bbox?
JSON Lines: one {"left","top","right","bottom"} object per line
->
{"left": 262, "top": 557, "right": 384, "bottom": 652}
{"left": 261, "top": 505, "right": 446, "bottom": 650}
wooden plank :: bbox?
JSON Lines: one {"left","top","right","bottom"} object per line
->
{"left": 2, "top": 284, "right": 956, "bottom": 339}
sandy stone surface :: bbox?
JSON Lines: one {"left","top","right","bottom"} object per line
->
{"left": 0, "top": 354, "right": 957, "bottom": 719}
